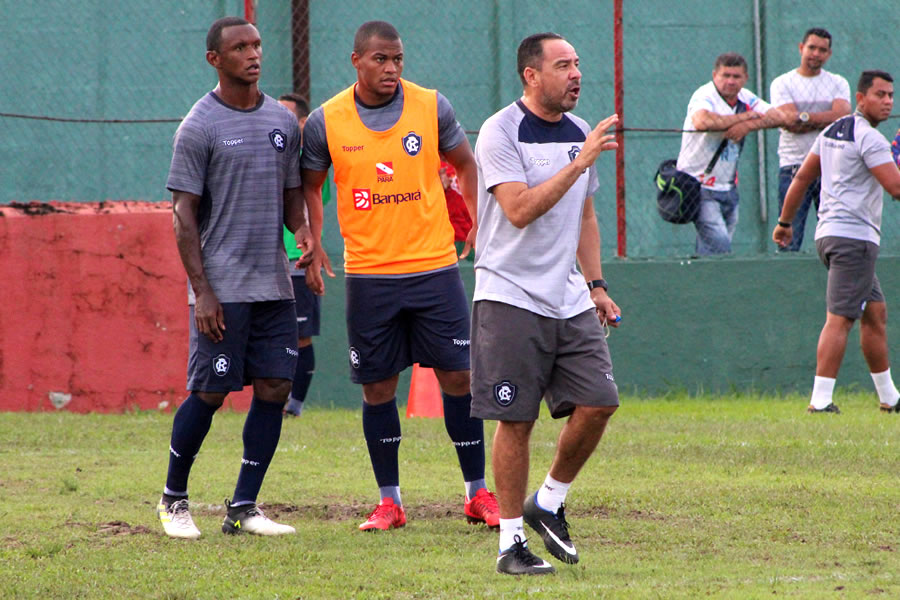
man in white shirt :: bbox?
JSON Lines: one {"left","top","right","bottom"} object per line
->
{"left": 677, "top": 52, "right": 785, "bottom": 255}
{"left": 773, "top": 70, "right": 900, "bottom": 414}
{"left": 770, "top": 28, "right": 851, "bottom": 251}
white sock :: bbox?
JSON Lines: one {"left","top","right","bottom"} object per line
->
{"left": 498, "top": 517, "right": 525, "bottom": 553}
{"left": 810, "top": 376, "right": 836, "bottom": 410}
{"left": 871, "top": 369, "right": 900, "bottom": 407}
{"left": 535, "top": 474, "right": 571, "bottom": 514}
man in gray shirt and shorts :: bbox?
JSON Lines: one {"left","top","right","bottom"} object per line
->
{"left": 157, "top": 16, "right": 314, "bottom": 539}
{"left": 774, "top": 70, "right": 900, "bottom": 414}
{"left": 471, "top": 32, "right": 620, "bottom": 575}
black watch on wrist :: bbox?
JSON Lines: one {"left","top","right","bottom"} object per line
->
{"left": 777, "top": 220, "right": 792, "bottom": 228}
{"left": 587, "top": 279, "right": 608, "bottom": 292}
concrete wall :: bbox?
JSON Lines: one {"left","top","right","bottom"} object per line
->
{"left": 2, "top": 206, "right": 894, "bottom": 412}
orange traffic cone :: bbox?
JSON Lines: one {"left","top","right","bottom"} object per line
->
{"left": 406, "top": 363, "right": 444, "bottom": 418}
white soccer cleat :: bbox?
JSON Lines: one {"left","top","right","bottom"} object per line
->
{"left": 222, "top": 500, "right": 296, "bottom": 536}
{"left": 157, "top": 498, "right": 201, "bottom": 540}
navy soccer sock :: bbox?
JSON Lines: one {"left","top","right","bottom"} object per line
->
{"left": 165, "top": 393, "right": 219, "bottom": 497}
{"left": 442, "top": 392, "right": 486, "bottom": 484}
{"left": 231, "top": 397, "right": 285, "bottom": 505}
{"left": 290, "top": 344, "right": 315, "bottom": 403}
{"left": 362, "top": 398, "right": 402, "bottom": 489}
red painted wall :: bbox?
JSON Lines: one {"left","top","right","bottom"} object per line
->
{"left": 0, "top": 202, "right": 253, "bottom": 412}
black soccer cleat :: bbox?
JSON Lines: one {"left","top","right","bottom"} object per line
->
{"left": 523, "top": 493, "right": 579, "bottom": 564}
{"left": 496, "top": 535, "right": 555, "bottom": 575}
{"left": 879, "top": 402, "right": 900, "bottom": 413}
{"left": 807, "top": 403, "right": 840, "bottom": 414}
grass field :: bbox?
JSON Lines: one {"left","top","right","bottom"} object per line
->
{"left": 3, "top": 392, "right": 900, "bottom": 599}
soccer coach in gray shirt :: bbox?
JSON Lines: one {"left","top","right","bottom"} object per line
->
{"left": 774, "top": 70, "right": 900, "bottom": 415}
{"left": 471, "top": 32, "right": 620, "bottom": 575}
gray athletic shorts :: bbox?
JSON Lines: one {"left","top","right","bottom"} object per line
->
{"left": 470, "top": 300, "right": 619, "bottom": 421}
{"left": 816, "top": 236, "right": 884, "bottom": 320}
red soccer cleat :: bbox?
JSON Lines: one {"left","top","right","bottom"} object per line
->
{"left": 465, "top": 488, "right": 500, "bottom": 528}
{"left": 358, "top": 498, "right": 407, "bottom": 531}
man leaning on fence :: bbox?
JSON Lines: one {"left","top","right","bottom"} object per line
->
{"left": 677, "top": 52, "right": 786, "bottom": 255}
{"left": 770, "top": 28, "right": 851, "bottom": 251}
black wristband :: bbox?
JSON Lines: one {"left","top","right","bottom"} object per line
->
{"left": 587, "top": 279, "right": 608, "bottom": 292}
{"left": 777, "top": 220, "right": 792, "bottom": 228}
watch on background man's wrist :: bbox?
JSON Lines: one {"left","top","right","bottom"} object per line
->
{"left": 587, "top": 279, "right": 608, "bottom": 292}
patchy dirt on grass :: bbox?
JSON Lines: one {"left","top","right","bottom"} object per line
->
{"left": 97, "top": 521, "right": 153, "bottom": 535}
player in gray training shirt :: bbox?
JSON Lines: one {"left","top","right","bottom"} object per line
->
{"left": 157, "top": 16, "right": 314, "bottom": 541}
{"left": 168, "top": 91, "right": 300, "bottom": 303}
{"left": 471, "top": 32, "right": 620, "bottom": 576}
{"left": 774, "top": 70, "right": 900, "bottom": 415}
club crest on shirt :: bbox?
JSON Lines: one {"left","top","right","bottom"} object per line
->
{"left": 568, "top": 145, "right": 581, "bottom": 162}
{"left": 494, "top": 380, "right": 517, "bottom": 407}
{"left": 269, "top": 129, "right": 286, "bottom": 152}
{"left": 212, "top": 354, "right": 231, "bottom": 377}
{"left": 402, "top": 131, "right": 422, "bottom": 156}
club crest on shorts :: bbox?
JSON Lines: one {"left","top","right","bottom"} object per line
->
{"left": 212, "top": 354, "right": 231, "bottom": 377}
{"left": 494, "top": 380, "right": 517, "bottom": 407}
{"left": 568, "top": 145, "right": 581, "bottom": 162}
{"left": 401, "top": 131, "right": 422, "bottom": 156}
{"left": 349, "top": 346, "right": 361, "bottom": 369}
{"left": 269, "top": 129, "right": 286, "bottom": 152}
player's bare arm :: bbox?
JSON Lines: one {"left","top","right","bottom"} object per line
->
{"left": 300, "top": 168, "right": 335, "bottom": 295}
{"left": 869, "top": 161, "right": 900, "bottom": 200}
{"left": 172, "top": 190, "right": 225, "bottom": 342}
{"left": 773, "top": 151, "right": 821, "bottom": 247}
{"left": 283, "top": 186, "right": 316, "bottom": 268}
{"left": 443, "top": 139, "right": 478, "bottom": 258}
{"left": 575, "top": 195, "right": 620, "bottom": 326}
{"left": 494, "top": 113, "right": 618, "bottom": 228}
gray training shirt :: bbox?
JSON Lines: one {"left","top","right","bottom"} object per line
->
{"left": 812, "top": 112, "right": 895, "bottom": 245}
{"left": 167, "top": 92, "right": 301, "bottom": 304}
{"left": 300, "top": 82, "right": 466, "bottom": 172}
{"left": 474, "top": 100, "right": 600, "bottom": 319}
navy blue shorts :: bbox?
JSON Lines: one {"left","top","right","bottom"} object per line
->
{"left": 186, "top": 300, "right": 298, "bottom": 392}
{"left": 345, "top": 267, "right": 470, "bottom": 384}
{"left": 292, "top": 270, "right": 321, "bottom": 338}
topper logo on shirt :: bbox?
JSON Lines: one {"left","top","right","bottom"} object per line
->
{"left": 376, "top": 162, "right": 394, "bottom": 183}
{"left": 353, "top": 188, "right": 372, "bottom": 210}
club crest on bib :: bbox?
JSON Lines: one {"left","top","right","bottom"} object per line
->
{"left": 269, "top": 129, "right": 286, "bottom": 152}
{"left": 568, "top": 145, "right": 581, "bottom": 162}
{"left": 494, "top": 380, "right": 517, "bottom": 407}
{"left": 212, "top": 354, "right": 231, "bottom": 377}
{"left": 402, "top": 131, "right": 422, "bottom": 156}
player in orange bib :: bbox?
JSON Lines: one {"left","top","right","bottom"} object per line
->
{"left": 301, "top": 21, "right": 498, "bottom": 532}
